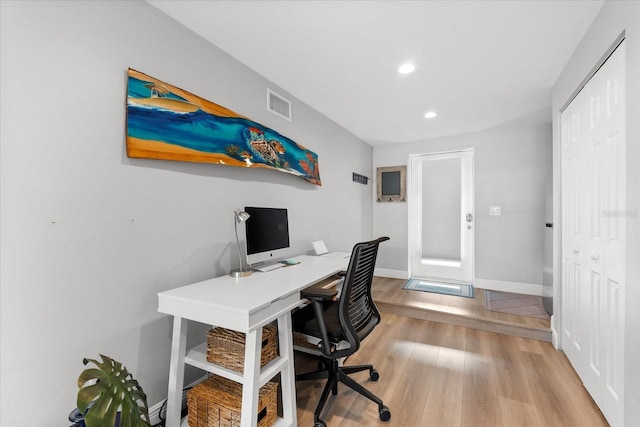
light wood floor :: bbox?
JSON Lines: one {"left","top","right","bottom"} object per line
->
{"left": 295, "top": 278, "right": 607, "bottom": 426}
{"left": 372, "top": 277, "right": 551, "bottom": 342}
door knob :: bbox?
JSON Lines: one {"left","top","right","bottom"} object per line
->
{"left": 591, "top": 254, "right": 600, "bottom": 262}
{"left": 573, "top": 249, "right": 580, "bottom": 255}
{"left": 466, "top": 213, "right": 473, "bottom": 222}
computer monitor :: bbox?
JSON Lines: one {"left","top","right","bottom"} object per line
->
{"left": 244, "top": 207, "right": 290, "bottom": 266}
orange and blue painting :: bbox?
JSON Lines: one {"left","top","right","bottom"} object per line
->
{"left": 125, "top": 69, "right": 321, "bottom": 185}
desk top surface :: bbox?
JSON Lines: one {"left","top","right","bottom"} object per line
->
{"left": 158, "top": 255, "right": 348, "bottom": 323}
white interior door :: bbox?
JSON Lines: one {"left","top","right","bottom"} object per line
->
{"left": 561, "top": 86, "right": 587, "bottom": 382}
{"left": 409, "top": 150, "right": 474, "bottom": 283}
{"left": 561, "top": 41, "right": 625, "bottom": 427}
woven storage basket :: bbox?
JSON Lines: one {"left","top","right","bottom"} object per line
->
{"left": 206, "top": 324, "right": 277, "bottom": 372}
{"left": 187, "top": 375, "right": 278, "bottom": 427}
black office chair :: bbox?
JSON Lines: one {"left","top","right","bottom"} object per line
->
{"left": 293, "top": 236, "right": 391, "bottom": 427}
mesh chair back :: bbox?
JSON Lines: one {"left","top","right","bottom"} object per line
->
{"left": 339, "top": 237, "right": 389, "bottom": 348}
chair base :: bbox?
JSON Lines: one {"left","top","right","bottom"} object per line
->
{"left": 296, "top": 359, "right": 391, "bottom": 425}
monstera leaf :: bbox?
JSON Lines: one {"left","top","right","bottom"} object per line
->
{"left": 77, "top": 354, "right": 151, "bottom": 427}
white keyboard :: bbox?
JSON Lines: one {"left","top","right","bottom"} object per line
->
{"left": 254, "top": 263, "right": 283, "bottom": 273}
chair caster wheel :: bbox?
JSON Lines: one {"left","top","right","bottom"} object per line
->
{"left": 314, "top": 419, "right": 327, "bottom": 427}
{"left": 370, "top": 369, "right": 380, "bottom": 381}
{"left": 379, "top": 405, "right": 391, "bottom": 421}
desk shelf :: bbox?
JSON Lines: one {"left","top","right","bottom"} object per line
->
{"left": 181, "top": 416, "right": 291, "bottom": 427}
{"left": 182, "top": 342, "right": 293, "bottom": 427}
{"left": 185, "top": 342, "right": 290, "bottom": 388}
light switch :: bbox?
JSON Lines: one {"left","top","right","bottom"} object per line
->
{"left": 490, "top": 206, "right": 501, "bottom": 216}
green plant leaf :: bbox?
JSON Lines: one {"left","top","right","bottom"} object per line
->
{"left": 77, "top": 354, "right": 151, "bottom": 427}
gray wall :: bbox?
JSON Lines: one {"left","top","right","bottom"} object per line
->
{"left": 551, "top": 1, "right": 640, "bottom": 425}
{"left": 0, "top": 1, "right": 372, "bottom": 425}
{"left": 373, "top": 124, "right": 552, "bottom": 290}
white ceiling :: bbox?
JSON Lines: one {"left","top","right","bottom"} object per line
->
{"left": 147, "top": 0, "right": 603, "bottom": 146}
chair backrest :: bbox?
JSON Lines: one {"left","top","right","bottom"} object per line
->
{"left": 338, "top": 236, "right": 390, "bottom": 353}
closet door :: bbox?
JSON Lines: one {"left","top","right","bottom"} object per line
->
{"left": 589, "top": 41, "right": 625, "bottom": 426}
{"left": 561, "top": 41, "right": 625, "bottom": 426}
{"left": 561, "top": 89, "right": 586, "bottom": 381}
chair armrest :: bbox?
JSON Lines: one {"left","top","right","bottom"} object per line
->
{"left": 301, "top": 287, "right": 338, "bottom": 301}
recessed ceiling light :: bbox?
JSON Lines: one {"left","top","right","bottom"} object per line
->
{"left": 424, "top": 111, "right": 438, "bottom": 119}
{"left": 398, "top": 63, "right": 416, "bottom": 74}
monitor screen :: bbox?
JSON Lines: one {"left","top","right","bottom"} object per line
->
{"left": 244, "top": 207, "right": 290, "bottom": 264}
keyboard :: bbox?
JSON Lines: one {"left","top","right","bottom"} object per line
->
{"left": 254, "top": 263, "right": 283, "bottom": 273}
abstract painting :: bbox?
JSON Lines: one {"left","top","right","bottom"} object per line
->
{"left": 125, "top": 68, "right": 321, "bottom": 185}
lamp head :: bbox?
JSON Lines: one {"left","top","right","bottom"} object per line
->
{"left": 235, "top": 209, "right": 250, "bottom": 223}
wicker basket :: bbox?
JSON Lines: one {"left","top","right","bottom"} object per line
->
{"left": 206, "top": 324, "right": 278, "bottom": 372}
{"left": 187, "top": 375, "right": 278, "bottom": 427}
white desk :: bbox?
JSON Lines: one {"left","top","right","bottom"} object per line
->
{"left": 158, "top": 255, "right": 348, "bottom": 427}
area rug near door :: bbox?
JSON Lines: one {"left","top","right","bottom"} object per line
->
{"left": 485, "top": 290, "right": 550, "bottom": 319}
{"left": 404, "top": 278, "right": 474, "bottom": 298}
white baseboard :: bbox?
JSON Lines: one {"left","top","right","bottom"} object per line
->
{"left": 149, "top": 375, "right": 208, "bottom": 425}
{"left": 149, "top": 400, "right": 165, "bottom": 426}
{"left": 473, "top": 278, "right": 543, "bottom": 296}
{"left": 550, "top": 314, "right": 560, "bottom": 349}
{"left": 375, "top": 268, "right": 409, "bottom": 279}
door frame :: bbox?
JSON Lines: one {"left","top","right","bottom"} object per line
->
{"left": 408, "top": 148, "right": 475, "bottom": 283}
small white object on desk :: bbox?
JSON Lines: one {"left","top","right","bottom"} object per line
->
{"left": 312, "top": 240, "right": 351, "bottom": 259}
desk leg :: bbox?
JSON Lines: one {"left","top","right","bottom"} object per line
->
{"left": 278, "top": 312, "right": 298, "bottom": 426}
{"left": 166, "top": 316, "right": 187, "bottom": 427}
{"left": 241, "top": 327, "right": 262, "bottom": 427}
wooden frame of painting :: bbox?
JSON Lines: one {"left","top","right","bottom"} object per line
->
{"left": 377, "top": 165, "right": 406, "bottom": 202}
{"left": 125, "top": 68, "right": 321, "bottom": 185}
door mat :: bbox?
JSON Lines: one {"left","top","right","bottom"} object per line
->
{"left": 485, "top": 290, "right": 550, "bottom": 319}
{"left": 404, "top": 278, "right": 474, "bottom": 298}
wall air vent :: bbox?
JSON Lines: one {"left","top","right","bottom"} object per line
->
{"left": 267, "top": 88, "right": 292, "bottom": 122}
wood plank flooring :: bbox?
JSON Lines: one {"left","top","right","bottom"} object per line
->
{"left": 295, "top": 277, "right": 607, "bottom": 426}
{"left": 371, "top": 277, "right": 551, "bottom": 342}
{"left": 295, "top": 314, "right": 607, "bottom": 427}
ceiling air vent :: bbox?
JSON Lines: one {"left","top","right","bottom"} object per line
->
{"left": 267, "top": 89, "right": 292, "bottom": 122}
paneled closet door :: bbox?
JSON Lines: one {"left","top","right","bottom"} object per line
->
{"left": 561, "top": 41, "right": 625, "bottom": 427}
{"left": 590, "top": 41, "right": 625, "bottom": 426}
{"left": 561, "top": 89, "right": 586, "bottom": 381}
